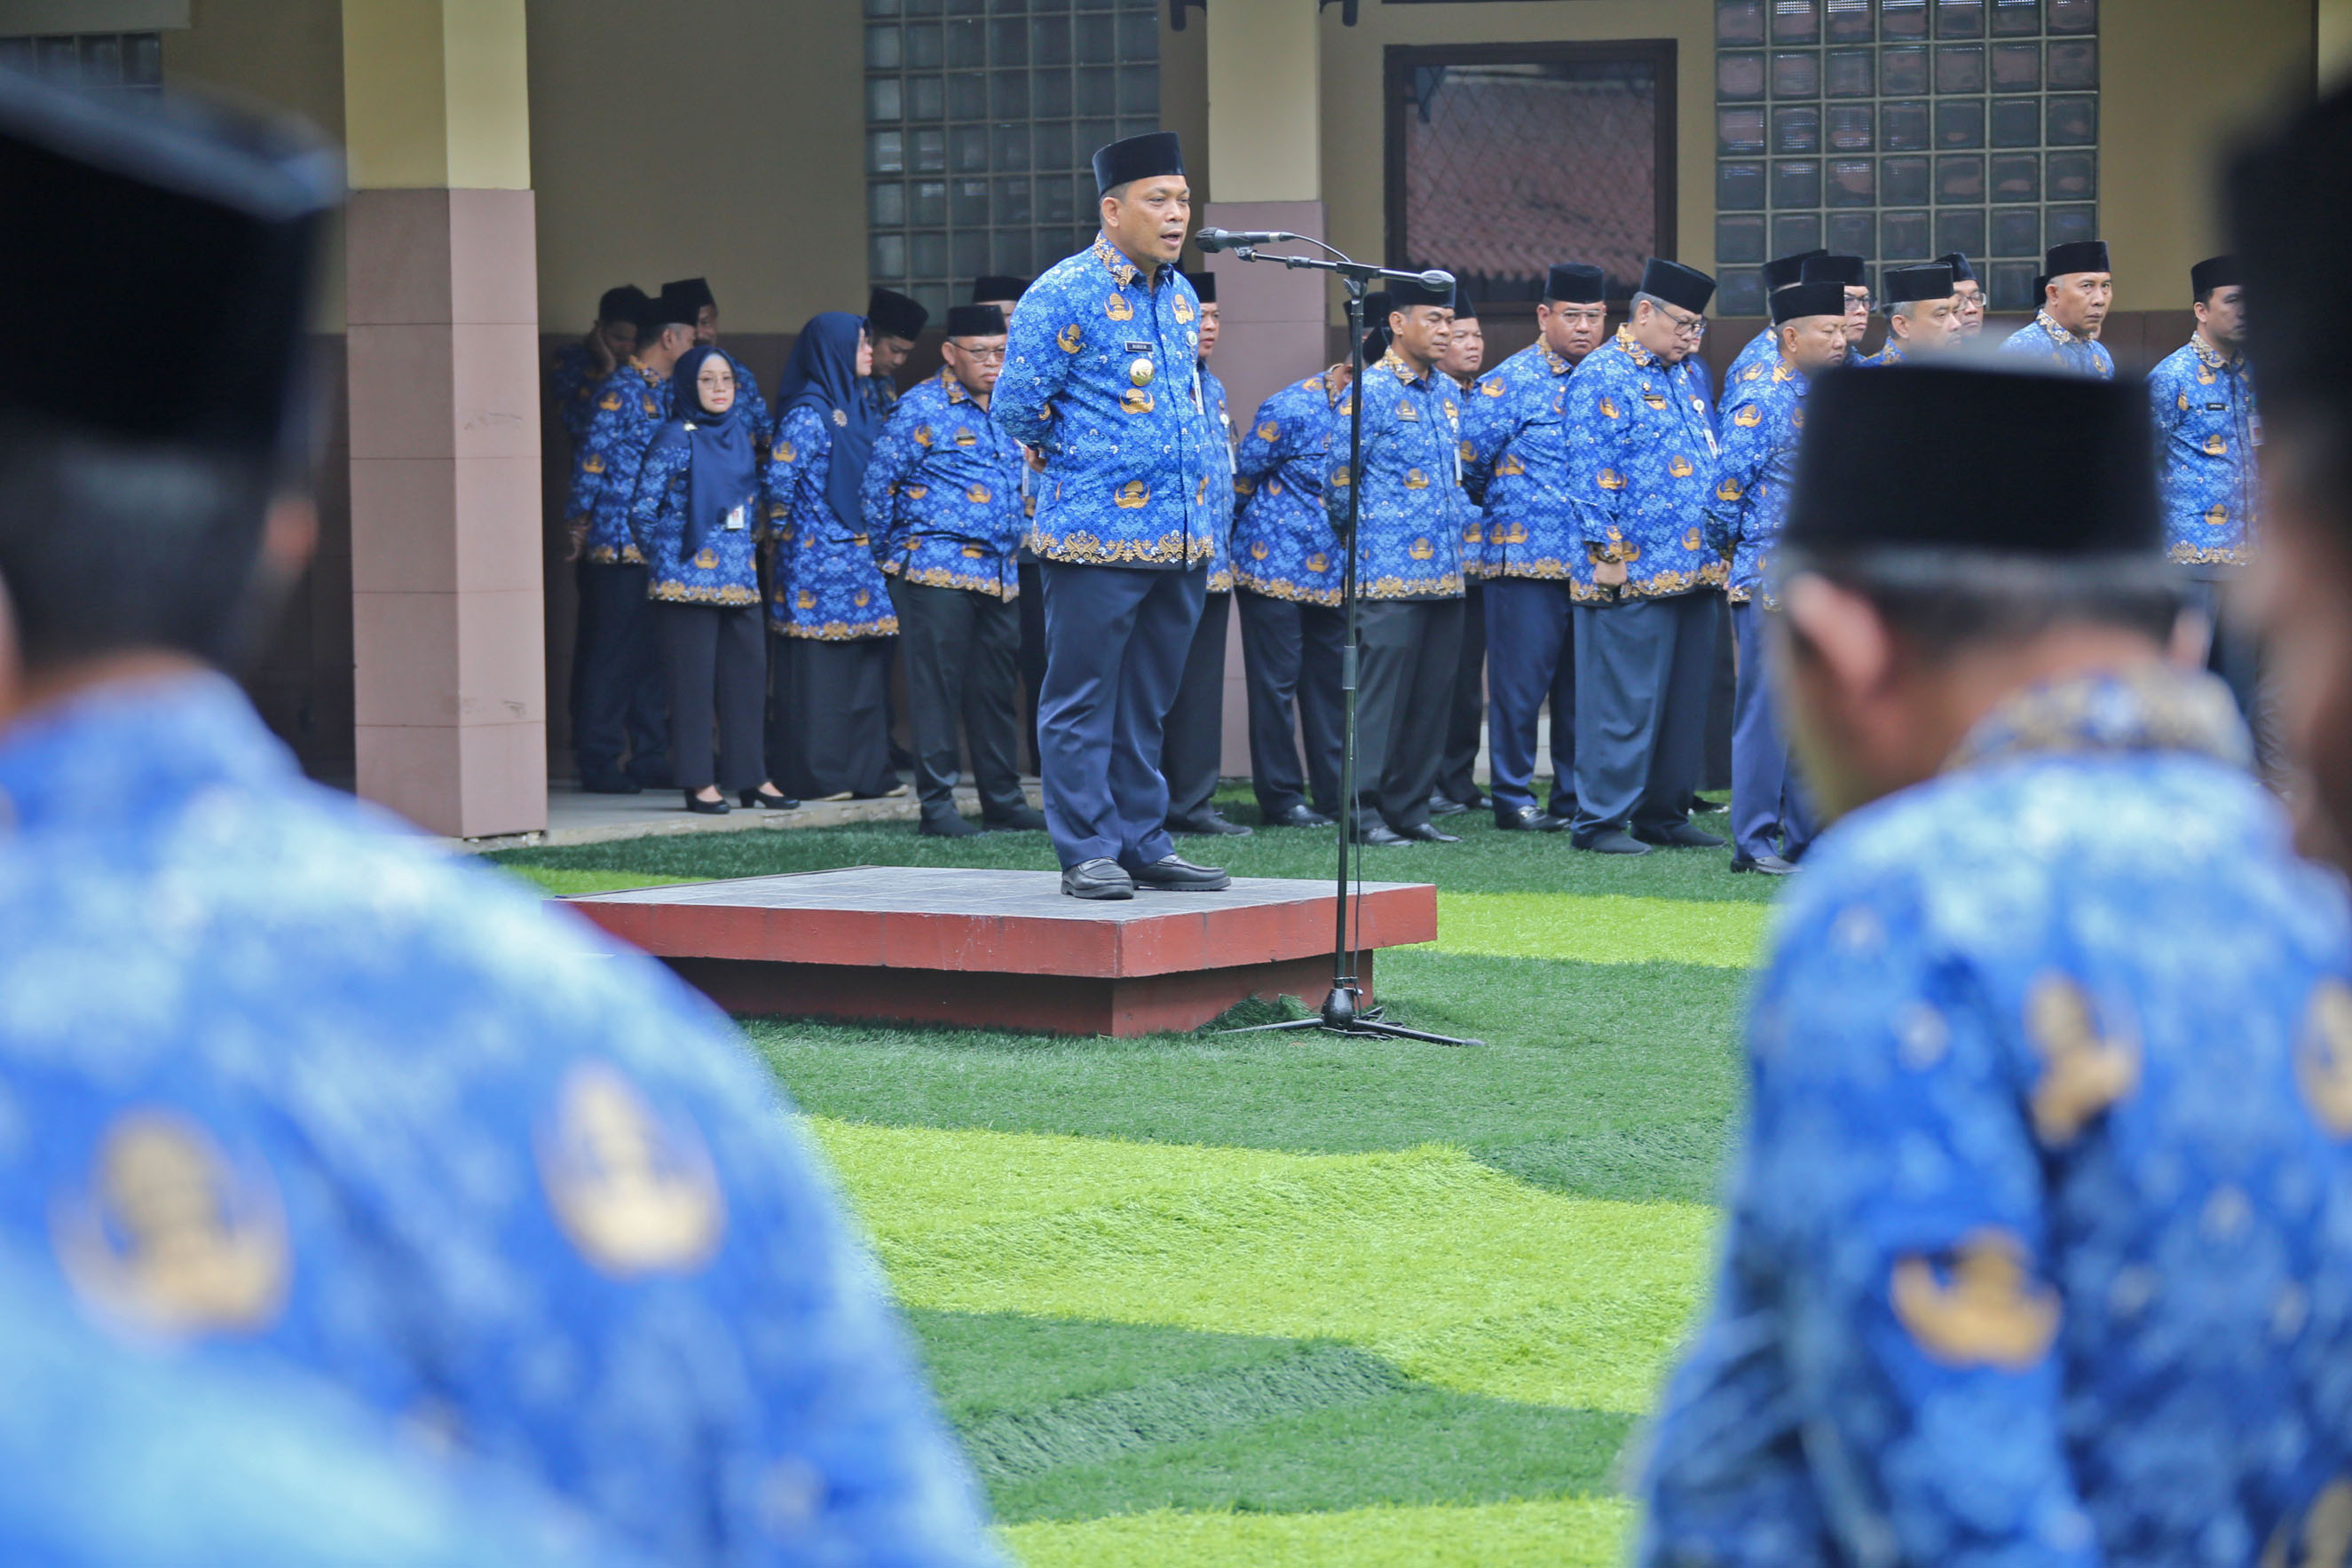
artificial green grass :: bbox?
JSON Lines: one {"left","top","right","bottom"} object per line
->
{"left": 1438, "top": 891, "right": 1769, "bottom": 969}
{"left": 998, "top": 1495, "right": 1635, "bottom": 1567}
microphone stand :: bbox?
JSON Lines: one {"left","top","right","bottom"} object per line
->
{"left": 1208, "top": 232, "right": 1481, "bottom": 1048}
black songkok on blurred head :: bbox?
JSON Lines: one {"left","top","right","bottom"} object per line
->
{"left": 1802, "top": 254, "right": 1866, "bottom": 289}
{"left": 1182, "top": 270, "right": 1216, "bottom": 303}
{"left": 1786, "top": 364, "right": 2159, "bottom": 558}
{"left": 662, "top": 276, "right": 715, "bottom": 312}
{"left": 1544, "top": 263, "right": 1606, "bottom": 304}
{"left": 865, "top": 287, "right": 928, "bottom": 342}
{"left": 1361, "top": 290, "right": 1392, "bottom": 360}
{"left": 643, "top": 288, "right": 698, "bottom": 333}
{"left": 1638, "top": 258, "right": 1715, "bottom": 315}
{"left": 1451, "top": 292, "right": 1478, "bottom": 321}
{"left": 2231, "top": 84, "right": 2352, "bottom": 422}
{"left": 598, "top": 284, "right": 648, "bottom": 324}
{"left": 971, "top": 274, "right": 1028, "bottom": 303}
{"left": 0, "top": 67, "right": 338, "bottom": 463}
{"left": 943, "top": 303, "right": 1005, "bottom": 338}
{"left": 1771, "top": 281, "right": 1848, "bottom": 326}
{"left": 1938, "top": 251, "right": 1977, "bottom": 284}
{"left": 1883, "top": 264, "right": 1956, "bottom": 304}
{"left": 2044, "top": 239, "right": 2111, "bottom": 278}
{"left": 1092, "top": 130, "right": 1183, "bottom": 196}
{"left": 2190, "top": 255, "right": 2242, "bottom": 298}
{"left": 1763, "top": 249, "right": 1827, "bottom": 293}
{"left": 1387, "top": 274, "right": 1456, "bottom": 311}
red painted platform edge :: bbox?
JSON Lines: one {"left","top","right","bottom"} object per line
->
{"left": 570, "top": 881, "right": 1437, "bottom": 980}
{"left": 663, "top": 951, "right": 1376, "bottom": 1037}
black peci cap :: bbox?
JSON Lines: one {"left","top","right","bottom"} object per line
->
{"left": 1770, "top": 281, "right": 1848, "bottom": 325}
{"left": 1544, "top": 262, "right": 1607, "bottom": 304}
{"left": 1802, "top": 254, "right": 1867, "bottom": 289}
{"left": 2033, "top": 272, "right": 2051, "bottom": 302}
{"left": 1882, "top": 264, "right": 1956, "bottom": 304}
{"left": 661, "top": 276, "right": 715, "bottom": 312}
{"left": 643, "top": 287, "right": 698, "bottom": 332}
{"left": 1092, "top": 130, "right": 1183, "bottom": 195}
{"left": 1638, "top": 258, "right": 1716, "bottom": 315}
{"left": 866, "top": 286, "right": 929, "bottom": 342}
{"left": 2045, "top": 239, "right": 2111, "bottom": 278}
{"left": 1388, "top": 274, "right": 1457, "bottom": 311}
{"left": 1785, "top": 363, "right": 2159, "bottom": 558}
{"left": 0, "top": 66, "right": 339, "bottom": 461}
{"left": 598, "top": 284, "right": 648, "bottom": 323}
{"left": 2190, "top": 255, "right": 2242, "bottom": 297}
{"left": 971, "top": 274, "right": 1029, "bottom": 303}
{"left": 1764, "top": 248, "right": 1827, "bottom": 293}
{"left": 943, "top": 303, "right": 1006, "bottom": 338}
{"left": 2230, "top": 84, "right": 2352, "bottom": 419}
{"left": 1938, "top": 251, "right": 1978, "bottom": 284}
{"left": 1183, "top": 270, "right": 1216, "bottom": 303}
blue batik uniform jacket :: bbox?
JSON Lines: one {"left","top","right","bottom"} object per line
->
{"left": 566, "top": 361, "right": 670, "bottom": 564}
{"left": 1714, "top": 357, "right": 1809, "bottom": 608}
{"left": 1200, "top": 361, "right": 1237, "bottom": 593}
{"left": 1999, "top": 310, "right": 2116, "bottom": 379}
{"left": 717, "top": 347, "right": 770, "bottom": 444}
{"left": 859, "top": 368, "right": 1028, "bottom": 601}
{"left": 1464, "top": 340, "right": 1596, "bottom": 598}
{"left": 626, "top": 434, "right": 762, "bottom": 607}
{"left": 2150, "top": 334, "right": 2261, "bottom": 579}
{"left": 1565, "top": 327, "right": 1728, "bottom": 601}
{"left": 0, "top": 676, "right": 1001, "bottom": 1568}
{"left": 1853, "top": 336, "right": 1910, "bottom": 366}
{"left": 1232, "top": 373, "right": 1346, "bottom": 606}
{"left": 1327, "top": 350, "right": 1470, "bottom": 600}
{"left": 1724, "top": 327, "right": 1782, "bottom": 398}
{"left": 992, "top": 234, "right": 1219, "bottom": 571}
{"left": 549, "top": 340, "right": 612, "bottom": 447}
{"left": 860, "top": 374, "right": 899, "bottom": 419}
{"left": 1638, "top": 666, "right": 2352, "bottom": 1568}
{"left": 766, "top": 406, "right": 899, "bottom": 640}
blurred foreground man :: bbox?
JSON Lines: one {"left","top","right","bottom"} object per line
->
{"left": 1638, "top": 363, "right": 2352, "bottom": 1564}
{"left": 0, "top": 70, "right": 996, "bottom": 1568}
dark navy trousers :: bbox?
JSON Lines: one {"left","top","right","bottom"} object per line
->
{"left": 1729, "top": 602, "right": 1815, "bottom": 861}
{"left": 1570, "top": 591, "right": 1717, "bottom": 841}
{"left": 1482, "top": 576, "right": 1577, "bottom": 816}
{"left": 1160, "top": 589, "right": 1231, "bottom": 821}
{"left": 1235, "top": 588, "right": 1346, "bottom": 818}
{"left": 1437, "top": 581, "right": 1487, "bottom": 805}
{"left": 572, "top": 560, "right": 669, "bottom": 785}
{"left": 1038, "top": 561, "right": 1207, "bottom": 870}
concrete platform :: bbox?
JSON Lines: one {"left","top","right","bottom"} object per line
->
{"left": 565, "top": 866, "right": 1438, "bottom": 1036}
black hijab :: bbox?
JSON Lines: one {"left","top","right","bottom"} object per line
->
{"left": 651, "top": 345, "right": 760, "bottom": 562}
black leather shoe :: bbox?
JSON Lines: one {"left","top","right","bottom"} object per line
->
{"left": 983, "top": 804, "right": 1048, "bottom": 831}
{"left": 740, "top": 786, "right": 798, "bottom": 810}
{"left": 1428, "top": 794, "right": 1470, "bottom": 817}
{"left": 919, "top": 815, "right": 983, "bottom": 838}
{"left": 1062, "top": 858, "right": 1135, "bottom": 900}
{"left": 1494, "top": 804, "right": 1567, "bottom": 832}
{"left": 579, "top": 772, "right": 641, "bottom": 795}
{"left": 1265, "top": 803, "right": 1335, "bottom": 829}
{"left": 1635, "top": 821, "right": 1728, "bottom": 849}
{"left": 1130, "top": 854, "right": 1231, "bottom": 891}
{"left": 1575, "top": 828, "right": 1653, "bottom": 855}
{"left": 683, "top": 791, "right": 730, "bottom": 816}
{"left": 1731, "top": 851, "right": 1796, "bottom": 875}
{"left": 1356, "top": 823, "right": 1410, "bottom": 847}
{"left": 1167, "top": 810, "right": 1254, "bottom": 837}
{"left": 1401, "top": 822, "right": 1462, "bottom": 843}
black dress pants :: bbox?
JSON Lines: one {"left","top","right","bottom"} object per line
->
{"left": 1235, "top": 588, "right": 1346, "bottom": 817}
{"left": 1017, "top": 557, "right": 1047, "bottom": 774}
{"left": 1437, "top": 580, "right": 1487, "bottom": 804}
{"left": 888, "top": 579, "right": 1027, "bottom": 824}
{"left": 1353, "top": 596, "right": 1466, "bottom": 833}
{"left": 1160, "top": 589, "right": 1231, "bottom": 820}
{"left": 654, "top": 601, "right": 767, "bottom": 794}
{"left": 786, "top": 636, "right": 897, "bottom": 800}
{"left": 572, "top": 561, "right": 669, "bottom": 785}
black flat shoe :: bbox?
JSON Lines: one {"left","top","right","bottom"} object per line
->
{"left": 1167, "top": 810, "right": 1253, "bottom": 837}
{"left": 740, "top": 787, "right": 798, "bottom": 809}
{"left": 1062, "top": 857, "right": 1135, "bottom": 900}
{"left": 684, "top": 791, "right": 730, "bottom": 816}
{"left": 1494, "top": 805, "right": 1567, "bottom": 832}
{"left": 1264, "top": 803, "right": 1334, "bottom": 828}
{"left": 1428, "top": 794, "right": 1470, "bottom": 817}
{"left": 1731, "top": 851, "right": 1796, "bottom": 875}
{"left": 1635, "top": 821, "right": 1727, "bottom": 848}
{"left": 1575, "top": 828, "right": 1652, "bottom": 855}
{"left": 983, "top": 804, "right": 1048, "bottom": 831}
{"left": 919, "top": 815, "right": 983, "bottom": 839}
{"left": 1129, "top": 854, "right": 1232, "bottom": 891}
{"left": 1400, "top": 823, "right": 1462, "bottom": 843}
{"left": 1355, "top": 823, "right": 1410, "bottom": 847}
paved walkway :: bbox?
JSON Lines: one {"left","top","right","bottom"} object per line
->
{"left": 447, "top": 777, "right": 1046, "bottom": 852}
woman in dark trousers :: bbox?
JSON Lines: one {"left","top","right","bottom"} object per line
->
{"left": 764, "top": 311, "right": 905, "bottom": 801}
{"left": 629, "top": 345, "right": 793, "bottom": 814}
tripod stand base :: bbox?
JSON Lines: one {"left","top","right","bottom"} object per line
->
{"left": 1218, "top": 985, "right": 1482, "bottom": 1047}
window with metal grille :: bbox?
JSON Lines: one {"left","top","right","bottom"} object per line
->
{"left": 864, "top": 0, "right": 1161, "bottom": 322}
{"left": 1715, "top": 0, "right": 2096, "bottom": 316}
{"left": 0, "top": 31, "right": 162, "bottom": 93}
{"left": 1385, "top": 42, "right": 1677, "bottom": 307}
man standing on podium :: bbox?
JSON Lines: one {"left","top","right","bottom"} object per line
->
{"left": 994, "top": 131, "right": 1229, "bottom": 900}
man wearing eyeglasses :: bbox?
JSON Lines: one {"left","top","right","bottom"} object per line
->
{"left": 1725, "top": 249, "right": 1827, "bottom": 394}
{"left": 2000, "top": 240, "right": 2116, "bottom": 379}
{"left": 1563, "top": 258, "right": 1730, "bottom": 856}
{"left": 862, "top": 303, "right": 1046, "bottom": 838}
{"left": 1803, "top": 254, "right": 1873, "bottom": 352}
{"left": 1464, "top": 261, "right": 1612, "bottom": 833}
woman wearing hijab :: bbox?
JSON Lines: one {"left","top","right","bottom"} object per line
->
{"left": 764, "top": 311, "right": 905, "bottom": 800}
{"left": 629, "top": 345, "right": 794, "bottom": 813}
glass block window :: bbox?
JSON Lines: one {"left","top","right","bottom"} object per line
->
{"left": 0, "top": 32, "right": 163, "bottom": 95}
{"left": 864, "top": 0, "right": 1160, "bottom": 321}
{"left": 1715, "top": 0, "right": 2095, "bottom": 315}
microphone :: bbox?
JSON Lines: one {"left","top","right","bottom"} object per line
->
{"left": 1418, "top": 269, "right": 1456, "bottom": 290}
{"left": 1196, "top": 228, "right": 1290, "bottom": 252}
